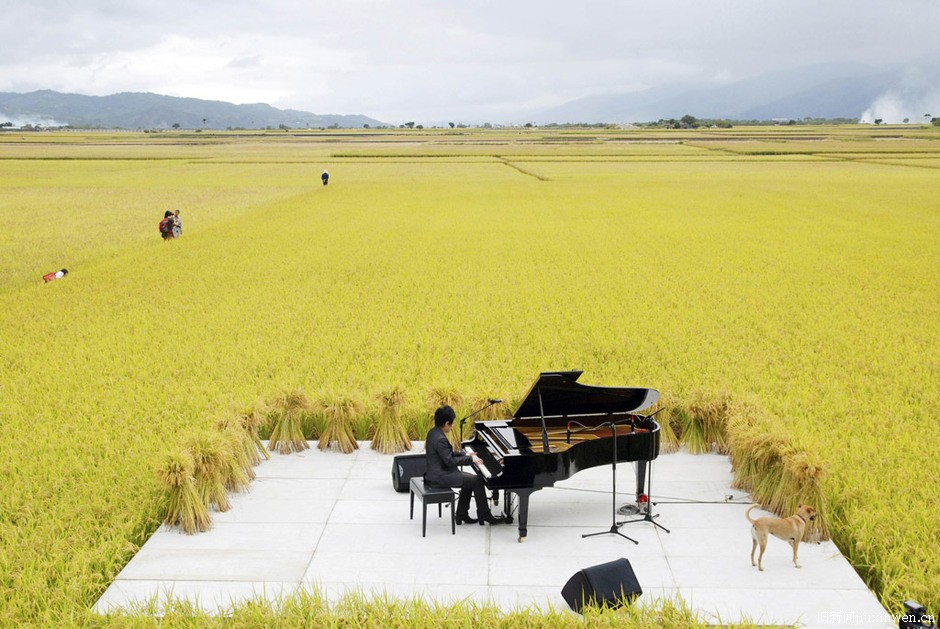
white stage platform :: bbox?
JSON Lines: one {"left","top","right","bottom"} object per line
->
{"left": 94, "top": 442, "right": 893, "bottom": 628}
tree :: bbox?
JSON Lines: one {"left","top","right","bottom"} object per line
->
{"left": 903, "top": 118, "right": 909, "bottom": 124}
{"left": 278, "top": 124, "right": 290, "bottom": 131}
{"left": 172, "top": 123, "right": 180, "bottom": 130}
{"left": 524, "top": 122, "right": 533, "bottom": 128}
{"left": 448, "top": 122, "right": 455, "bottom": 128}
{"left": 363, "top": 124, "right": 370, "bottom": 129}
{"left": 925, "top": 114, "right": 932, "bottom": 123}
{"left": 874, "top": 118, "right": 883, "bottom": 125}
{"left": 680, "top": 114, "right": 699, "bottom": 128}
{"left": 403, "top": 121, "right": 415, "bottom": 128}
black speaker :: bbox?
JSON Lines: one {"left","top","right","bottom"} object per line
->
{"left": 391, "top": 453, "right": 426, "bottom": 492}
{"left": 561, "top": 558, "right": 642, "bottom": 613}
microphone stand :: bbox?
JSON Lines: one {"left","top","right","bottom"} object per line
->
{"left": 619, "top": 410, "right": 670, "bottom": 534}
{"left": 581, "top": 418, "right": 639, "bottom": 544}
{"left": 458, "top": 399, "right": 501, "bottom": 443}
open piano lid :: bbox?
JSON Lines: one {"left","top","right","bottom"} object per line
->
{"left": 513, "top": 370, "right": 660, "bottom": 419}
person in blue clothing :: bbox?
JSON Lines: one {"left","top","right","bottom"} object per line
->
{"left": 321, "top": 170, "right": 329, "bottom": 186}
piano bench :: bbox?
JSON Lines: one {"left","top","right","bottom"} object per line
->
{"left": 409, "top": 477, "right": 456, "bottom": 537}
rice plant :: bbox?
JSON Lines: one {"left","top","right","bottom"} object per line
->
{"left": 650, "top": 402, "right": 680, "bottom": 454}
{"left": 681, "top": 390, "right": 731, "bottom": 454}
{"left": 238, "top": 404, "right": 271, "bottom": 462}
{"left": 751, "top": 440, "right": 798, "bottom": 515}
{"left": 372, "top": 385, "right": 412, "bottom": 453}
{"left": 216, "top": 424, "right": 254, "bottom": 493}
{"left": 267, "top": 389, "right": 312, "bottom": 455}
{"left": 2, "top": 127, "right": 939, "bottom": 622}
{"left": 315, "top": 393, "right": 363, "bottom": 453}
{"left": 783, "top": 451, "right": 830, "bottom": 541}
{"left": 676, "top": 408, "right": 707, "bottom": 454}
{"left": 158, "top": 450, "right": 211, "bottom": 534}
{"left": 184, "top": 431, "right": 232, "bottom": 513}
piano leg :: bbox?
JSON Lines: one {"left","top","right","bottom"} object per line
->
{"left": 636, "top": 460, "right": 648, "bottom": 501}
{"left": 511, "top": 489, "right": 537, "bottom": 543}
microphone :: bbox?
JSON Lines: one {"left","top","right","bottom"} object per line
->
{"left": 488, "top": 399, "right": 502, "bottom": 404}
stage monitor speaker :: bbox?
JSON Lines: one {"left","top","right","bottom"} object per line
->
{"left": 561, "top": 558, "right": 642, "bottom": 613}
{"left": 391, "top": 453, "right": 426, "bottom": 493}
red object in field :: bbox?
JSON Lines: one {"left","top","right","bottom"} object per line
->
{"left": 42, "top": 269, "right": 68, "bottom": 283}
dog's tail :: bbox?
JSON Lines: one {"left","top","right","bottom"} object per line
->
{"left": 745, "top": 503, "right": 761, "bottom": 525}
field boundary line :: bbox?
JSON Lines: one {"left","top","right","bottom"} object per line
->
{"left": 497, "top": 157, "right": 550, "bottom": 181}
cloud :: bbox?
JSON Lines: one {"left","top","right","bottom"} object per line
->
{"left": 861, "top": 90, "right": 940, "bottom": 124}
{"left": 226, "top": 55, "right": 263, "bottom": 69}
{"left": 860, "top": 66, "right": 940, "bottom": 123}
{"left": 0, "top": 114, "right": 66, "bottom": 127}
{"left": 2, "top": 0, "right": 940, "bottom": 122}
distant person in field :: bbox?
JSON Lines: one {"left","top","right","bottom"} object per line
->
{"left": 321, "top": 170, "right": 329, "bottom": 186}
{"left": 160, "top": 211, "right": 174, "bottom": 240}
{"left": 42, "top": 268, "right": 68, "bottom": 283}
{"left": 172, "top": 209, "right": 182, "bottom": 238}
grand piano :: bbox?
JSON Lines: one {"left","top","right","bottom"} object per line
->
{"left": 462, "top": 370, "right": 660, "bottom": 541}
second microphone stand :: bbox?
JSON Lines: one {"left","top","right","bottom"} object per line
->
{"left": 618, "top": 412, "right": 670, "bottom": 534}
{"left": 581, "top": 418, "right": 639, "bottom": 544}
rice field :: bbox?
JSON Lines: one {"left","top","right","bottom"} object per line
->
{"left": 0, "top": 125, "right": 938, "bottom": 625}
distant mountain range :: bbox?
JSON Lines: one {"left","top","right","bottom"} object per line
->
{"left": 533, "top": 61, "right": 940, "bottom": 124}
{"left": 0, "top": 90, "right": 387, "bottom": 129}
{"left": 3, "top": 61, "right": 938, "bottom": 128}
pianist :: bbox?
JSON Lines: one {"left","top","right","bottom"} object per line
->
{"left": 425, "top": 405, "right": 505, "bottom": 526}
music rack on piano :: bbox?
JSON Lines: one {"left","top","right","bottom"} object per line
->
{"left": 462, "top": 370, "right": 660, "bottom": 542}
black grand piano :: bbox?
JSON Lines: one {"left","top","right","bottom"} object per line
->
{"left": 462, "top": 370, "right": 660, "bottom": 541}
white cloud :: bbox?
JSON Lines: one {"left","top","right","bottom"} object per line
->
{"left": 2, "top": 0, "right": 939, "bottom": 122}
{"left": 860, "top": 90, "right": 940, "bottom": 124}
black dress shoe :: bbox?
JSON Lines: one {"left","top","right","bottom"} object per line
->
{"left": 455, "top": 513, "right": 478, "bottom": 525}
{"left": 478, "top": 514, "right": 507, "bottom": 526}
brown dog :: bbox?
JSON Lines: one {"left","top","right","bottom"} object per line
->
{"left": 746, "top": 503, "right": 817, "bottom": 571}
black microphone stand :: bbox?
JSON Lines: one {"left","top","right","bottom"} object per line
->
{"left": 582, "top": 418, "right": 639, "bottom": 544}
{"left": 619, "top": 411, "right": 670, "bottom": 534}
{"left": 458, "top": 399, "right": 501, "bottom": 443}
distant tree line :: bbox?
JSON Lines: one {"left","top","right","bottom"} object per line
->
{"left": 637, "top": 115, "right": 867, "bottom": 129}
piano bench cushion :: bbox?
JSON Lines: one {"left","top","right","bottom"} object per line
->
{"left": 409, "top": 477, "right": 456, "bottom": 537}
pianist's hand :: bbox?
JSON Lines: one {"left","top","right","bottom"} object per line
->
{"left": 471, "top": 453, "right": 483, "bottom": 466}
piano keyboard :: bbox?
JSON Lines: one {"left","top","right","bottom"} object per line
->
{"left": 465, "top": 445, "right": 503, "bottom": 479}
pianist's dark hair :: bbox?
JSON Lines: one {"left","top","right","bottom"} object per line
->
{"left": 434, "top": 405, "right": 456, "bottom": 428}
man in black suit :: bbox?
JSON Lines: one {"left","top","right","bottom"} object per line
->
{"left": 425, "top": 405, "right": 504, "bottom": 525}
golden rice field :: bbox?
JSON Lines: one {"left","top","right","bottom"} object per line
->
{"left": 0, "top": 125, "right": 938, "bottom": 625}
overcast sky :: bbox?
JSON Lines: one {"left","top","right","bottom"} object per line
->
{"left": 2, "top": 0, "right": 939, "bottom": 124}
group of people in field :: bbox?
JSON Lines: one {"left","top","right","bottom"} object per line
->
{"left": 156, "top": 170, "right": 325, "bottom": 241}
{"left": 159, "top": 210, "right": 182, "bottom": 240}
